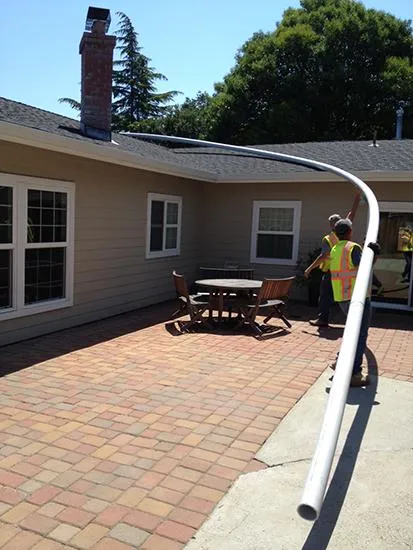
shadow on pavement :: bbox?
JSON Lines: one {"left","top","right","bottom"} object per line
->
{"left": 0, "top": 300, "right": 177, "bottom": 377}
{"left": 300, "top": 347, "right": 379, "bottom": 550}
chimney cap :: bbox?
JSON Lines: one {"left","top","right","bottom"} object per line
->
{"left": 85, "top": 6, "right": 111, "bottom": 32}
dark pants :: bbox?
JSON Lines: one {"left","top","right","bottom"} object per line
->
{"left": 372, "top": 273, "right": 382, "bottom": 288}
{"left": 318, "top": 271, "right": 334, "bottom": 323}
{"left": 402, "top": 252, "right": 412, "bottom": 280}
{"left": 338, "top": 299, "right": 371, "bottom": 375}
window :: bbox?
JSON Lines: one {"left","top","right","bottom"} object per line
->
{"left": 250, "top": 201, "right": 302, "bottom": 265}
{"left": 146, "top": 193, "right": 182, "bottom": 258}
{"left": 0, "top": 174, "right": 74, "bottom": 321}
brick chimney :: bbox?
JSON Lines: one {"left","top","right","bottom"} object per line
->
{"left": 79, "top": 7, "right": 116, "bottom": 141}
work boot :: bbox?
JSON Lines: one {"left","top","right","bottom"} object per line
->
{"left": 309, "top": 318, "right": 329, "bottom": 327}
{"left": 350, "top": 373, "right": 370, "bottom": 387}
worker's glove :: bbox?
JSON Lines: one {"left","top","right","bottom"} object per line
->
{"left": 368, "top": 242, "right": 381, "bottom": 255}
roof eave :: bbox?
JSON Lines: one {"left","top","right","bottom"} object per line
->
{"left": 0, "top": 121, "right": 217, "bottom": 183}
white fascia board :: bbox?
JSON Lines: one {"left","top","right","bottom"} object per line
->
{"left": 0, "top": 121, "right": 216, "bottom": 183}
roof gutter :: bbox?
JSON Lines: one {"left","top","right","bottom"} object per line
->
{"left": 0, "top": 121, "right": 216, "bottom": 183}
{"left": 218, "top": 170, "right": 413, "bottom": 183}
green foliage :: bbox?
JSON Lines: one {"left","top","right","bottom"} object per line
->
{"left": 205, "top": 0, "right": 413, "bottom": 143}
{"left": 112, "top": 12, "right": 180, "bottom": 130}
{"left": 58, "top": 98, "right": 81, "bottom": 112}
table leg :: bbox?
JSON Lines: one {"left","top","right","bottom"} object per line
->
{"left": 218, "top": 290, "right": 224, "bottom": 322}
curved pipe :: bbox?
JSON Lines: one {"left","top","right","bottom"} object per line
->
{"left": 122, "top": 132, "right": 380, "bottom": 520}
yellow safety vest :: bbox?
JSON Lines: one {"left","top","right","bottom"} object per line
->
{"left": 320, "top": 231, "right": 339, "bottom": 272}
{"left": 400, "top": 230, "right": 413, "bottom": 252}
{"left": 330, "top": 240, "right": 361, "bottom": 302}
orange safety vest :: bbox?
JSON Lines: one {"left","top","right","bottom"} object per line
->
{"left": 330, "top": 240, "right": 361, "bottom": 302}
{"left": 319, "top": 231, "right": 339, "bottom": 272}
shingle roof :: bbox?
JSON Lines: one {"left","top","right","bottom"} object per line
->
{"left": 1, "top": 97, "right": 413, "bottom": 178}
{"left": 0, "top": 97, "right": 187, "bottom": 167}
{"left": 171, "top": 140, "right": 413, "bottom": 175}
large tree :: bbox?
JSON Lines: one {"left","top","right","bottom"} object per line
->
{"left": 112, "top": 12, "right": 179, "bottom": 131}
{"left": 206, "top": 0, "right": 413, "bottom": 143}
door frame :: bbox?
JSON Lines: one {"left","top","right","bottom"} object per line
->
{"left": 372, "top": 201, "right": 413, "bottom": 311}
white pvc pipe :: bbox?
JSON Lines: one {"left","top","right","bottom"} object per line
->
{"left": 122, "top": 132, "right": 380, "bottom": 520}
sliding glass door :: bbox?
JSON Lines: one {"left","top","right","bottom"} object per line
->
{"left": 371, "top": 202, "right": 413, "bottom": 310}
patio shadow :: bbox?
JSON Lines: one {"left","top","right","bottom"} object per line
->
{"left": 0, "top": 300, "right": 177, "bottom": 377}
{"left": 300, "top": 347, "right": 379, "bottom": 550}
{"left": 165, "top": 318, "right": 291, "bottom": 340}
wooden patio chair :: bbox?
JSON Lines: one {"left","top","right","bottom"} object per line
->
{"left": 172, "top": 271, "right": 210, "bottom": 332}
{"left": 237, "top": 276, "right": 295, "bottom": 335}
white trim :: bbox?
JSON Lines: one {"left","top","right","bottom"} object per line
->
{"left": 250, "top": 200, "right": 302, "bottom": 265}
{"left": 0, "top": 173, "right": 75, "bottom": 321}
{"left": 146, "top": 193, "right": 182, "bottom": 259}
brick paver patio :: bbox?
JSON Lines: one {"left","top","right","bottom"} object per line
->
{"left": 0, "top": 302, "right": 412, "bottom": 549}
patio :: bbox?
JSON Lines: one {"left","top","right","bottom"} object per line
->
{"left": 0, "top": 301, "right": 412, "bottom": 550}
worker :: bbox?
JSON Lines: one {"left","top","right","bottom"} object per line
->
{"left": 399, "top": 226, "right": 412, "bottom": 283}
{"left": 329, "top": 218, "right": 380, "bottom": 387}
{"left": 305, "top": 190, "right": 362, "bottom": 327}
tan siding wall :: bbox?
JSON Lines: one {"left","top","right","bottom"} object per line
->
{"left": 1, "top": 137, "right": 412, "bottom": 345}
{"left": 200, "top": 179, "right": 413, "bottom": 283}
{"left": 0, "top": 141, "right": 204, "bottom": 345}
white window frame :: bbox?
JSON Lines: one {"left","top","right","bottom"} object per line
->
{"left": 250, "top": 200, "right": 302, "bottom": 265}
{"left": 0, "top": 173, "right": 75, "bottom": 321}
{"left": 146, "top": 193, "right": 182, "bottom": 259}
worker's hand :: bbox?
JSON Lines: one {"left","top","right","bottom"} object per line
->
{"left": 304, "top": 268, "right": 311, "bottom": 279}
{"left": 368, "top": 242, "right": 381, "bottom": 255}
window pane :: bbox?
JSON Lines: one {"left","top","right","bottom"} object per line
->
{"left": 27, "top": 190, "right": 67, "bottom": 243}
{"left": 165, "top": 227, "right": 177, "bottom": 249}
{"left": 166, "top": 202, "right": 178, "bottom": 225}
{"left": 28, "top": 189, "right": 41, "bottom": 207}
{"left": 54, "top": 193, "right": 67, "bottom": 208}
{"left": 41, "top": 191, "right": 54, "bottom": 208}
{"left": 28, "top": 207, "right": 41, "bottom": 225}
{"left": 150, "top": 201, "right": 164, "bottom": 251}
{"left": 54, "top": 226, "right": 67, "bottom": 242}
{"left": 258, "top": 208, "right": 294, "bottom": 232}
{"left": 0, "top": 186, "right": 12, "bottom": 244}
{"left": 0, "top": 186, "right": 12, "bottom": 205}
{"left": 257, "top": 234, "right": 293, "bottom": 259}
{"left": 41, "top": 208, "right": 54, "bottom": 225}
{"left": 150, "top": 227, "right": 163, "bottom": 251}
{"left": 0, "top": 225, "right": 12, "bottom": 243}
{"left": 25, "top": 248, "right": 65, "bottom": 304}
{"left": 151, "top": 201, "right": 164, "bottom": 225}
{"left": 0, "top": 250, "right": 12, "bottom": 309}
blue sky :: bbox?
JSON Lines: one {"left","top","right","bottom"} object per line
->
{"left": 1, "top": 0, "right": 411, "bottom": 119}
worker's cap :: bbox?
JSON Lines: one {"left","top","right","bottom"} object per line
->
{"left": 334, "top": 218, "right": 352, "bottom": 237}
{"left": 328, "top": 213, "right": 341, "bottom": 224}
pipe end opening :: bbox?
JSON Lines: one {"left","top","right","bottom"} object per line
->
{"left": 297, "top": 504, "right": 318, "bottom": 521}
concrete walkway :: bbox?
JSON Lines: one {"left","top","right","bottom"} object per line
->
{"left": 185, "top": 371, "right": 413, "bottom": 550}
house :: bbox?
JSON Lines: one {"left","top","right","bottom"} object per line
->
{"left": 1, "top": 8, "right": 412, "bottom": 346}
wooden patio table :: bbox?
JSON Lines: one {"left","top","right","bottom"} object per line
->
{"left": 195, "top": 278, "right": 262, "bottom": 322}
